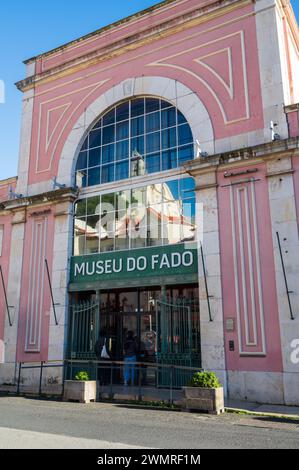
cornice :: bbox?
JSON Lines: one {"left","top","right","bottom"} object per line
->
{"left": 1, "top": 187, "right": 79, "bottom": 212}
{"left": 16, "top": 0, "right": 252, "bottom": 92}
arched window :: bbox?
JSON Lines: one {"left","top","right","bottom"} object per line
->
{"left": 75, "top": 97, "right": 194, "bottom": 188}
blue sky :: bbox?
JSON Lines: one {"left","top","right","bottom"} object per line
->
{"left": 0, "top": 0, "right": 298, "bottom": 181}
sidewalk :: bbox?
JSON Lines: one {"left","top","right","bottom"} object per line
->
{"left": 225, "top": 399, "right": 299, "bottom": 419}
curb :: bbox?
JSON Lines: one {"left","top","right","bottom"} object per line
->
{"left": 225, "top": 407, "right": 299, "bottom": 421}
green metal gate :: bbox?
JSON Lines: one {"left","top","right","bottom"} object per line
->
{"left": 68, "top": 301, "right": 99, "bottom": 361}
{"left": 156, "top": 298, "right": 201, "bottom": 388}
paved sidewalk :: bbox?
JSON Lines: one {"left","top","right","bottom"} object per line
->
{"left": 225, "top": 399, "right": 299, "bottom": 419}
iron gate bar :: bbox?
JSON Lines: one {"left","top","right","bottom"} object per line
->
{"left": 0, "top": 265, "right": 13, "bottom": 326}
{"left": 200, "top": 243, "right": 213, "bottom": 322}
{"left": 276, "top": 232, "right": 295, "bottom": 320}
{"left": 45, "top": 259, "right": 59, "bottom": 326}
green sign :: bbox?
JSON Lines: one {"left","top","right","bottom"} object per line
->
{"left": 70, "top": 244, "right": 198, "bottom": 284}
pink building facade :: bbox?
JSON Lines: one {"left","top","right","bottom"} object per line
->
{"left": 0, "top": 0, "right": 298, "bottom": 404}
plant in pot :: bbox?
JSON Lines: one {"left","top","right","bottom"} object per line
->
{"left": 63, "top": 371, "right": 97, "bottom": 403}
{"left": 183, "top": 371, "right": 224, "bottom": 415}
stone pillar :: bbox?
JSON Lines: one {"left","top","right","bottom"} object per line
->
{"left": 266, "top": 152, "right": 299, "bottom": 405}
{"left": 192, "top": 164, "right": 227, "bottom": 393}
{"left": 1, "top": 210, "right": 26, "bottom": 384}
{"left": 47, "top": 200, "right": 74, "bottom": 386}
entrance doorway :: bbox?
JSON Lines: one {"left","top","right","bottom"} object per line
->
{"left": 68, "top": 285, "right": 200, "bottom": 387}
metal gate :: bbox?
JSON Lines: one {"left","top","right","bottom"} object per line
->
{"left": 68, "top": 301, "right": 99, "bottom": 361}
{"left": 156, "top": 298, "right": 201, "bottom": 388}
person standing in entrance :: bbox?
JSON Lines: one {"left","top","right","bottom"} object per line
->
{"left": 123, "top": 330, "right": 138, "bottom": 386}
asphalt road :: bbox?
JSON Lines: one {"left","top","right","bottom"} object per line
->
{"left": 0, "top": 396, "right": 298, "bottom": 449}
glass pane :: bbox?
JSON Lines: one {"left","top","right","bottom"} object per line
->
{"left": 131, "top": 187, "right": 147, "bottom": 205}
{"left": 115, "top": 236, "right": 129, "bottom": 251}
{"left": 178, "top": 144, "right": 194, "bottom": 164}
{"left": 92, "top": 118, "right": 102, "bottom": 130}
{"left": 102, "top": 144, "right": 114, "bottom": 164}
{"left": 102, "top": 124, "right": 115, "bottom": 145}
{"left": 147, "top": 224, "right": 162, "bottom": 246}
{"left": 89, "top": 128, "right": 102, "bottom": 148}
{"left": 80, "top": 136, "right": 88, "bottom": 150}
{"left": 76, "top": 151, "right": 88, "bottom": 170}
{"left": 146, "top": 98, "right": 159, "bottom": 113}
{"left": 162, "top": 127, "right": 176, "bottom": 149}
{"left": 161, "top": 107, "right": 176, "bottom": 128}
{"left": 103, "top": 108, "right": 115, "bottom": 126}
{"left": 162, "top": 149, "right": 177, "bottom": 170}
{"left": 146, "top": 132, "right": 160, "bottom": 153}
{"left": 148, "top": 204, "right": 163, "bottom": 226}
{"left": 115, "top": 190, "right": 130, "bottom": 211}
{"left": 177, "top": 110, "right": 187, "bottom": 124}
{"left": 76, "top": 170, "right": 87, "bottom": 188}
{"left": 74, "top": 217, "right": 87, "bottom": 236}
{"left": 178, "top": 124, "right": 193, "bottom": 146}
{"left": 163, "top": 180, "right": 179, "bottom": 201}
{"left": 180, "top": 177, "right": 195, "bottom": 198}
{"left": 89, "top": 147, "right": 101, "bottom": 167}
{"left": 74, "top": 199, "right": 86, "bottom": 217}
{"left": 115, "top": 161, "right": 129, "bottom": 181}
{"left": 146, "top": 111, "right": 160, "bottom": 133}
{"left": 86, "top": 235, "right": 100, "bottom": 254}
{"left": 86, "top": 196, "right": 101, "bottom": 215}
{"left": 73, "top": 234, "right": 86, "bottom": 256}
{"left": 131, "top": 116, "right": 144, "bottom": 137}
{"left": 131, "top": 98, "right": 145, "bottom": 117}
{"left": 131, "top": 136, "right": 144, "bottom": 156}
{"left": 116, "top": 140, "right": 129, "bottom": 160}
{"left": 87, "top": 167, "right": 101, "bottom": 187}
{"left": 119, "top": 292, "right": 138, "bottom": 313}
{"left": 146, "top": 153, "right": 160, "bottom": 174}
{"left": 101, "top": 193, "right": 115, "bottom": 213}
{"left": 147, "top": 183, "right": 163, "bottom": 204}
{"left": 101, "top": 164, "right": 115, "bottom": 184}
{"left": 161, "top": 100, "right": 172, "bottom": 109}
{"left": 116, "top": 102, "right": 129, "bottom": 121}
{"left": 100, "top": 232, "right": 115, "bottom": 252}
{"left": 116, "top": 121, "right": 129, "bottom": 140}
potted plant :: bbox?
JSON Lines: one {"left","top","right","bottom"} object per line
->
{"left": 63, "top": 371, "right": 97, "bottom": 403}
{"left": 183, "top": 371, "right": 224, "bottom": 415}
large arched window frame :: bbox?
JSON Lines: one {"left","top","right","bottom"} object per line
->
{"left": 75, "top": 97, "right": 194, "bottom": 188}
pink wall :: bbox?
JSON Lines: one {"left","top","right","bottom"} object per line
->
{"left": 0, "top": 215, "right": 13, "bottom": 345}
{"left": 16, "top": 209, "right": 55, "bottom": 362}
{"left": 26, "top": 1, "right": 264, "bottom": 185}
{"left": 218, "top": 163, "right": 283, "bottom": 372}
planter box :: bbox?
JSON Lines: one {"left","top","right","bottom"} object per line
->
{"left": 183, "top": 387, "right": 224, "bottom": 415}
{"left": 63, "top": 380, "right": 97, "bottom": 403}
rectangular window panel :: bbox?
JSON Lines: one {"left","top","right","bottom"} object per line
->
{"left": 178, "top": 144, "right": 194, "bottom": 164}
{"left": 180, "top": 178, "right": 196, "bottom": 199}
{"left": 146, "top": 111, "right": 160, "bottom": 133}
{"left": 115, "top": 236, "right": 129, "bottom": 251}
{"left": 131, "top": 116, "right": 144, "bottom": 137}
{"left": 163, "top": 180, "right": 179, "bottom": 201}
{"left": 115, "top": 140, "right": 129, "bottom": 161}
{"left": 115, "top": 190, "right": 130, "bottom": 211}
{"left": 146, "top": 183, "right": 163, "bottom": 204}
{"left": 89, "top": 147, "right": 101, "bottom": 167}
{"left": 146, "top": 152, "right": 161, "bottom": 174}
{"left": 146, "top": 98, "right": 159, "bottom": 113}
{"left": 162, "top": 127, "right": 176, "bottom": 150}
{"left": 131, "top": 136, "right": 144, "bottom": 156}
{"left": 102, "top": 144, "right": 115, "bottom": 164}
{"left": 100, "top": 232, "right": 115, "bottom": 252}
{"left": 87, "top": 167, "right": 101, "bottom": 187}
{"left": 131, "top": 98, "right": 145, "bottom": 118}
{"left": 161, "top": 107, "right": 176, "bottom": 129}
{"left": 73, "top": 234, "right": 86, "bottom": 256}
{"left": 103, "top": 109, "right": 115, "bottom": 126}
{"left": 76, "top": 151, "right": 88, "bottom": 170}
{"left": 101, "top": 164, "right": 115, "bottom": 184}
{"left": 75, "top": 199, "right": 86, "bottom": 217}
{"left": 102, "top": 124, "right": 115, "bottom": 145}
{"left": 178, "top": 124, "right": 193, "bottom": 146}
{"left": 115, "top": 160, "right": 129, "bottom": 181}
{"left": 116, "top": 121, "right": 129, "bottom": 140}
{"left": 89, "top": 128, "right": 102, "bottom": 148}
{"left": 131, "top": 187, "right": 147, "bottom": 206}
{"left": 76, "top": 170, "right": 87, "bottom": 188}
{"left": 116, "top": 102, "right": 129, "bottom": 122}
{"left": 162, "top": 149, "right": 177, "bottom": 170}
{"left": 86, "top": 196, "right": 101, "bottom": 215}
{"left": 146, "top": 132, "right": 160, "bottom": 154}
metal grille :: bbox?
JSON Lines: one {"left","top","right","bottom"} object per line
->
{"left": 69, "top": 301, "right": 98, "bottom": 360}
{"left": 156, "top": 298, "right": 201, "bottom": 387}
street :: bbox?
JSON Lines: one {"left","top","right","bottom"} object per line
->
{"left": 0, "top": 396, "right": 298, "bottom": 449}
